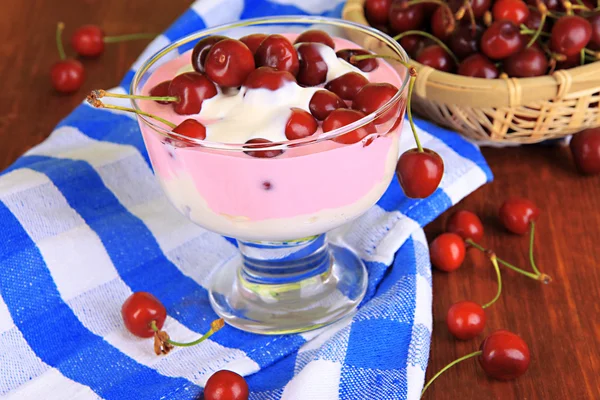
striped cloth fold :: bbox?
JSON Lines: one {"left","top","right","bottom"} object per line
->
{"left": 0, "top": 1, "right": 492, "bottom": 399}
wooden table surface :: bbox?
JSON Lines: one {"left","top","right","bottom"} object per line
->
{"left": 2, "top": 1, "right": 599, "bottom": 399}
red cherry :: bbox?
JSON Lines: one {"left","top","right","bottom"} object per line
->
{"left": 71, "top": 25, "right": 105, "bottom": 57}
{"left": 149, "top": 80, "right": 172, "bottom": 104}
{"left": 481, "top": 20, "right": 523, "bottom": 60}
{"left": 204, "top": 370, "right": 249, "bottom": 400}
{"left": 551, "top": 15, "right": 592, "bottom": 56}
{"left": 447, "top": 301, "right": 486, "bottom": 340}
{"left": 388, "top": 2, "right": 425, "bottom": 34}
{"left": 416, "top": 45, "right": 456, "bottom": 72}
{"left": 50, "top": 59, "right": 85, "bottom": 93}
{"left": 504, "top": 47, "right": 548, "bottom": 77}
{"left": 556, "top": 52, "right": 580, "bottom": 69}
{"left": 431, "top": 6, "right": 455, "bottom": 42}
{"left": 569, "top": 128, "right": 600, "bottom": 175}
{"left": 172, "top": 119, "right": 206, "bottom": 140}
{"left": 255, "top": 34, "right": 299, "bottom": 76}
{"left": 525, "top": 9, "right": 550, "bottom": 33}
{"left": 429, "top": 232, "right": 466, "bottom": 272}
{"left": 121, "top": 292, "right": 167, "bottom": 338}
{"left": 479, "top": 330, "right": 531, "bottom": 380}
{"left": 498, "top": 197, "right": 540, "bottom": 235}
{"left": 457, "top": 53, "right": 498, "bottom": 78}
{"left": 296, "top": 43, "right": 328, "bottom": 86}
{"left": 449, "top": 23, "right": 483, "bottom": 60}
{"left": 352, "top": 83, "right": 400, "bottom": 124}
{"left": 400, "top": 35, "right": 430, "bottom": 58}
{"left": 205, "top": 39, "right": 255, "bottom": 88}
{"left": 285, "top": 108, "right": 318, "bottom": 140}
{"left": 589, "top": 14, "right": 600, "bottom": 49}
{"left": 336, "top": 49, "right": 379, "bottom": 72}
{"left": 244, "top": 138, "right": 283, "bottom": 158}
{"left": 294, "top": 29, "right": 335, "bottom": 49}
{"left": 365, "top": 0, "right": 393, "bottom": 25}
{"left": 244, "top": 67, "right": 296, "bottom": 90}
{"left": 450, "top": 0, "right": 492, "bottom": 18}
{"left": 191, "top": 35, "right": 228, "bottom": 73}
{"left": 396, "top": 149, "right": 444, "bottom": 199}
{"left": 492, "top": 0, "right": 530, "bottom": 25}
{"left": 325, "top": 72, "right": 369, "bottom": 100}
{"left": 446, "top": 210, "right": 484, "bottom": 242}
{"left": 168, "top": 72, "right": 217, "bottom": 115}
{"left": 239, "top": 33, "right": 267, "bottom": 54}
{"left": 323, "top": 109, "right": 375, "bottom": 144}
{"left": 308, "top": 90, "right": 347, "bottom": 121}
{"left": 526, "top": 0, "right": 560, "bottom": 10}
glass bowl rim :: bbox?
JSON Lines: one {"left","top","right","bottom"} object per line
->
{"left": 130, "top": 15, "right": 410, "bottom": 151}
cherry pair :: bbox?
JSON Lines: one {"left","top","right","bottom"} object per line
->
{"left": 121, "top": 292, "right": 247, "bottom": 400}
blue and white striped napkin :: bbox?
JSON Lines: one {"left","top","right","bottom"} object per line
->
{"left": 0, "top": 1, "right": 492, "bottom": 399}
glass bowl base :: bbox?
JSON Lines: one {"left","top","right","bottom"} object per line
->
{"left": 209, "top": 241, "right": 367, "bottom": 335}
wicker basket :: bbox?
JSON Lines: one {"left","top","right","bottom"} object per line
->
{"left": 343, "top": 0, "right": 600, "bottom": 143}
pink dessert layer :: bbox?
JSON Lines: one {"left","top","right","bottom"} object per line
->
{"left": 136, "top": 34, "right": 407, "bottom": 241}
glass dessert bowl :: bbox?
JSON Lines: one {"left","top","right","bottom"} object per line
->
{"left": 130, "top": 16, "right": 410, "bottom": 335}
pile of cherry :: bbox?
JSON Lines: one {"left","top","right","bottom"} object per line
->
{"left": 365, "top": 0, "right": 600, "bottom": 77}
{"left": 421, "top": 197, "right": 550, "bottom": 397}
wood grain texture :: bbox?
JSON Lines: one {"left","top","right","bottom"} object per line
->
{"left": 1, "top": 1, "right": 599, "bottom": 399}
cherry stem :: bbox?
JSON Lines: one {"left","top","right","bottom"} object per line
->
{"left": 150, "top": 319, "right": 225, "bottom": 347}
{"left": 420, "top": 350, "right": 483, "bottom": 398}
{"left": 520, "top": 26, "right": 551, "bottom": 38}
{"left": 463, "top": 0, "right": 477, "bottom": 33}
{"left": 575, "top": 0, "right": 592, "bottom": 8}
{"left": 393, "top": 30, "right": 460, "bottom": 65}
{"left": 465, "top": 239, "right": 551, "bottom": 283}
{"left": 56, "top": 22, "right": 66, "bottom": 61}
{"left": 482, "top": 254, "right": 502, "bottom": 309}
{"left": 525, "top": 11, "right": 548, "bottom": 47}
{"left": 580, "top": 48, "right": 586, "bottom": 65}
{"left": 92, "top": 89, "right": 178, "bottom": 103}
{"left": 87, "top": 96, "right": 177, "bottom": 128}
{"left": 104, "top": 33, "right": 157, "bottom": 43}
{"left": 528, "top": 221, "right": 542, "bottom": 276}
{"left": 404, "top": 0, "right": 448, "bottom": 8}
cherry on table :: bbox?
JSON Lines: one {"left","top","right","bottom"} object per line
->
{"left": 149, "top": 80, "right": 172, "bottom": 104}
{"left": 365, "top": 0, "right": 392, "bottom": 26}
{"left": 396, "top": 149, "right": 444, "bottom": 199}
{"left": 205, "top": 39, "right": 255, "bottom": 87}
{"left": 244, "top": 67, "right": 296, "bottom": 90}
{"left": 447, "top": 301, "right": 486, "bottom": 340}
{"left": 569, "top": 128, "right": 600, "bottom": 175}
{"left": 191, "top": 35, "right": 228, "bottom": 73}
{"left": 479, "top": 330, "right": 531, "bottom": 380}
{"left": 550, "top": 15, "right": 592, "bottom": 57}
{"left": 294, "top": 29, "right": 335, "bottom": 49}
{"left": 51, "top": 60, "right": 85, "bottom": 94}
{"left": 168, "top": 72, "right": 217, "bottom": 115}
{"left": 325, "top": 72, "right": 369, "bottom": 100}
{"left": 457, "top": 53, "right": 498, "bottom": 78}
{"left": 255, "top": 34, "right": 299, "bottom": 76}
{"left": 323, "top": 109, "right": 375, "bottom": 144}
{"left": 204, "top": 370, "right": 249, "bottom": 400}
{"left": 296, "top": 43, "right": 328, "bottom": 86}
{"left": 481, "top": 20, "right": 523, "bottom": 60}
{"left": 352, "top": 82, "right": 400, "bottom": 124}
{"left": 446, "top": 210, "right": 484, "bottom": 242}
{"left": 504, "top": 47, "right": 549, "bottom": 77}
{"left": 416, "top": 45, "right": 455, "bottom": 73}
{"left": 285, "top": 108, "right": 318, "bottom": 140}
{"left": 309, "top": 90, "right": 346, "bottom": 121}
{"left": 239, "top": 33, "right": 267, "bottom": 54}
{"left": 449, "top": 23, "right": 483, "bottom": 60}
{"left": 244, "top": 138, "right": 283, "bottom": 158}
{"left": 336, "top": 49, "right": 379, "bottom": 72}
{"left": 498, "top": 197, "right": 540, "bottom": 235}
{"left": 388, "top": 2, "right": 425, "bottom": 34}
{"left": 431, "top": 6, "right": 455, "bottom": 42}
{"left": 71, "top": 25, "right": 105, "bottom": 57}
{"left": 492, "top": 0, "right": 530, "bottom": 25}
{"left": 121, "top": 292, "right": 167, "bottom": 338}
{"left": 429, "top": 232, "right": 466, "bottom": 272}
{"left": 172, "top": 119, "right": 207, "bottom": 140}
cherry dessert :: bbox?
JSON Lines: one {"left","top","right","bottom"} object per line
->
{"left": 192, "top": 35, "right": 228, "bottom": 73}
{"left": 294, "top": 29, "right": 335, "bottom": 49}
{"left": 205, "top": 39, "right": 255, "bottom": 87}
{"left": 255, "top": 34, "right": 300, "bottom": 76}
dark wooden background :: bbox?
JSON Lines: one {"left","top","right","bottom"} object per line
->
{"left": 1, "top": 1, "right": 599, "bottom": 399}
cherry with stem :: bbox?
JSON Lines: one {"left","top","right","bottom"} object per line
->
{"left": 150, "top": 319, "right": 224, "bottom": 355}
{"left": 51, "top": 22, "right": 85, "bottom": 94}
{"left": 87, "top": 96, "right": 177, "bottom": 129}
{"left": 393, "top": 30, "right": 460, "bottom": 65}
{"left": 71, "top": 24, "right": 156, "bottom": 58}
